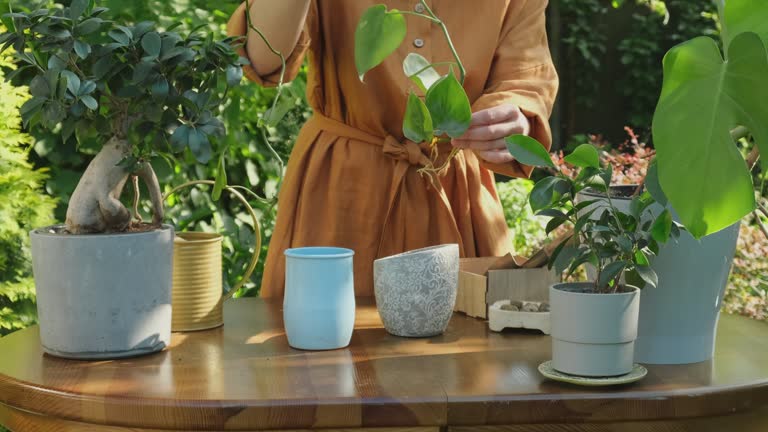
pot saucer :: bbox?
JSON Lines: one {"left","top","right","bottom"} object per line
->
{"left": 538, "top": 360, "right": 647, "bottom": 386}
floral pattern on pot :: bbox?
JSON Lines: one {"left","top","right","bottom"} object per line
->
{"left": 374, "top": 244, "right": 459, "bottom": 337}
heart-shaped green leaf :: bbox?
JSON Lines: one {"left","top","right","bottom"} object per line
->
{"left": 354, "top": 5, "right": 406, "bottom": 81}
{"left": 403, "top": 53, "right": 440, "bottom": 93}
{"left": 564, "top": 144, "right": 600, "bottom": 168}
{"left": 652, "top": 32, "right": 768, "bottom": 238}
{"left": 505, "top": 135, "right": 554, "bottom": 168}
{"left": 425, "top": 71, "right": 471, "bottom": 138}
{"left": 403, "top": 92, "right": 433, "bottom": 143}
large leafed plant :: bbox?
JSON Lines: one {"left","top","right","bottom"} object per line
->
{"left": 652, "top": 0, "right": 768, "bottom": 238}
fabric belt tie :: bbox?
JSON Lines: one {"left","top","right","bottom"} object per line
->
{"left": 302, "top": 114, "right": 463, "bottom": 257}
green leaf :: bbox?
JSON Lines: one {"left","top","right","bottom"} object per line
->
{"left": 80, "top": 95, "right": 98, "bottom": 110}
{"left": 530, "top": 176, "right": 569, "bottom": 213}
{"left": 424, "top": 71, "right": 472, "bottom": 138}
{"left": 403, "top": 53, "right": 441, "bottom": 93}
{"left": 76, "top": 17, "right": 102, "bottom": 35}
{"left": 564, "top": 144, "right": 600, "bottom": 168}
{"left": 226, "top": 65, "right": 243, "bottom": 86}
{"left": 545, "top": 216, "right": 568, "bottom": 235}
{"left": 74, "top": 40, "right": 91, "bottom": 59}
{"left": 650, "top": 209, "right": 673, "bottom": 243}
{"left": 505, "top": 135, "right": 554, "bottom": 168}
{"left": 188, "top": 128, "right": 212, "bottom": 163}
{"left": 402, "top": 92, "right": 433, "bottom": 143}
{"left": 61, "top": 70, "right": 80, "bottom": 96}
{"left": 634, "top": 248, "right": 650, "bottom": 266}
{"left": 116, "top": 156, "right": 138, "bottom": 171}
{"left": 108, "top": 29, "right": 130, "bottom": 46}
{"left": 170, "top": 125, "right": 190, "bottom": 153}
{"left": 29, "top": 75, "right": 50, "bottom": 97}
{"left": 652, "top": 33, "right": 768, "bottom": 238}
{"left": 644, "top": 159, "right": 667, "bottom": 207}
{"left": 598, "top": 261, "right": 628, "bottom": 288}
{"left": 723, "top": 0, "right": 768, "bottom": 50}
{"left": 69, "top": 0, "right": 89, "bottom": 19}
{"left": 142, "top": 31, "right": 161, "bottom": 58}
{"left": 615, "top": 234, "right": 633, "bottom": 253}
{"left": 151, "top": 77, "right": 169, "bottom": 98}
{"left": 213, "top": 154, "right": 227, "bottom": 201}
{"left": 553, "top": 245, "right": 580, "bottom": 274}
{"left": 634, "top": 265, "right": 658, "bottom": 289}
{"left": 354, "top": 5, "right": 406, "bottom": 81}
{"left": 263, "top": 94, "right": 296, "bottom": 127}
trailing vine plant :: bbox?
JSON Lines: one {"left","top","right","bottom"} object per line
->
{"left": 354, "top": 1, "right": 471, "bottom": 179}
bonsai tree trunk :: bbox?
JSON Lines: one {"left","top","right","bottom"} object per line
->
{"left": 65, "top": 137, "right": 164, "bottom": 234}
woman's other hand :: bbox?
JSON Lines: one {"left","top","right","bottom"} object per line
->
{"left": 451, "top": 104, "right": 530, "bottom": 164}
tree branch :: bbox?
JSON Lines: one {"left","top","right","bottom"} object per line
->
{"left": 135, "top": 162, "right": 164, "bottom": 226}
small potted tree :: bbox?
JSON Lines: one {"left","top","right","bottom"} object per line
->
{"left": 506, "top": 139, "right": 680, "bottom": 377}
{"left": 0, "top": 1, "right": 245, "bottom": 358}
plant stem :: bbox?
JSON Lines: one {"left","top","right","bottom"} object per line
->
{"left": 418, "top": 0, "right": 466, "bottom": 84}
{"left": 390, "top": 10, "right": 440, "bottom": 23}
{"left": 407, "top": 61, "right": 458, "bottom": 79}
{"left": 243, "top": 0, "right": 286, "bottom": 126}
{"left": 716, "top": 0, "right": 728, "bottom": 57}
{"left": 755, "top": 210, "right": 768, "bottom": 239}
{"left": 758, "top": 202, "right": 768, "bottom": 220}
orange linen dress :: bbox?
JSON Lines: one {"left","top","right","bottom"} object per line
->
{"left": 228, "top": 0, "right": 558, "bottom": 297}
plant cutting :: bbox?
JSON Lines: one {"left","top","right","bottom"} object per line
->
{"left": 0, "top": 0, "right": 248, "bottom": 359}
{"left": 506, "top": 140, "right": 681, "bottom": 377}
{"left": 354, "top": 1, "right": 473, "bottom": 178}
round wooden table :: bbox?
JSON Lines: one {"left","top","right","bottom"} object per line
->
{"left": 1, "top": 298, "right": 767, "bottom": 432}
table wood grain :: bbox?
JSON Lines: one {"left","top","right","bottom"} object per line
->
{"left": 0, "top": 298, "right": 767, "bottom": 431}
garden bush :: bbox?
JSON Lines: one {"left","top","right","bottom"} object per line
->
{"left": 0, "top": 30, "right": 56, "bottom": 336}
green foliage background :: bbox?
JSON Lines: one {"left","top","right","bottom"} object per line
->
{"left": 0, "top": 0, "right": 763, "bottom": 357}
{"left": 0, "top": 31, "right": 56, "bottom": 336}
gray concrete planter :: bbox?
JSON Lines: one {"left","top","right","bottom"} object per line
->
{"left": 374, "top": 244, "right": 459, "bottom": 337}
{"left": 550, "top": 282, "right": 640, "bottom": 377}
{"left": 30, "top": 225, "right": 174, "bottom": 359}
{"left": 577, "top": 188, "right": 739, "bottom": 364}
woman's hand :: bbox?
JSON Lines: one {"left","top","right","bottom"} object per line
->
{"left": 451, "top": 104, "right": 530, "bottom": 164}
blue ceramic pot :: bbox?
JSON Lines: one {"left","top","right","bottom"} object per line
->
{"left": 283, "top": 247, "right": 355, "bottom": 350}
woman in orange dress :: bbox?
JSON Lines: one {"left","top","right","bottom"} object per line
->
{"left": 228, "top": 1, "right": 558, "bottom": 297}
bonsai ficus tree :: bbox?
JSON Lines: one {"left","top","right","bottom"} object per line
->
{"left": 0, "top": 0, "right": 247, "bottom": 233}
{"left": 353, "top": 1, "right": 472, "bottom": 176}
{"left": 652, "top": 0, "right": 768, "bottom": 239}
{"left": 507, "top": 139, "right": 682, "bottom": 293}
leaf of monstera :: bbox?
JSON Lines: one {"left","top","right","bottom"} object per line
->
{"left": 425, "top": 71, "right": 471, "bottom": 138}
{"left": 652, "top": 32, "right": 768, "bottom": 238}
{"left": 723, "top": 0, "right": 768, "bottom": 50}
{"left": 354, "top": 5, "right": 406, "bottom": 81}
{"left": 402, "top": 92, "right": 433, "bottom": 143}
{"left": 403, "top": 53, "right": 441, "bottom": 93}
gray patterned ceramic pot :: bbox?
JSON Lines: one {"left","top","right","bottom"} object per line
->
{"left": 373, "top": 244, "right": 459, "bottom": 337}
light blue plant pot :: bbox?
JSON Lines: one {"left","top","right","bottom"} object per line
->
{"left": 283, "top": 247, "right": 355, "bottom": 350}
{"left": 577, "top": 189, "right": 740, "bottom": 365}
{"left": 634, "top": 223, "right": 739, "bottom": 364}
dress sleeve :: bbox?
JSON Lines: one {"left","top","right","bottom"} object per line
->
{"left": 472, "top": 0, "right": 559, "bottom": 178}
{"left": 226, "top": 1, "right": 313, "bottom": 87}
